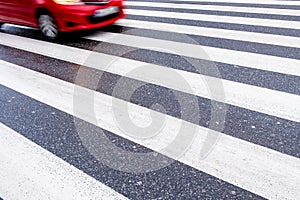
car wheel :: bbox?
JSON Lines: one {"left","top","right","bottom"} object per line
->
{"left": 38, "top": 14, "right": 58, "bottom": 40}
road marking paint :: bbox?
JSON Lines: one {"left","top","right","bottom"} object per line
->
{"left": 125, "top": 9, "right": 300, "bottom": 30}
{"left": 170, "top": 0, "right": 300, "bottom": 6}
{"left": 117, "top": 19, "right": 300, "bottom": 48}
{"left": 1, "top": 33, "right": 300, "bottom": 122}
{"left": 0, "top": 60, "right": 299, "bottom": 200}
{"left": 0, "top": 122, "right": 128, "bottom": 200}
{"left": 125, "top": 2, "right": 300, "bottom": 16}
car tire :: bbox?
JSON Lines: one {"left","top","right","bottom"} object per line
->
{"left": 38, "top": 14, "right": 59, "bottom": 40}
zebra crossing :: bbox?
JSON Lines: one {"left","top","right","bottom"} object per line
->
{"left": 0, "top": 0, "right": 299, "bottom": 199}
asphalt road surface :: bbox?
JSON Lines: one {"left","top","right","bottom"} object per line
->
{"left": 0, "top": 0, "right": 300, "bottom": 199}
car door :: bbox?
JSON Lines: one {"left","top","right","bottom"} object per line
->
{"left": 0, "top": 0, "right": 15, "bottom": 23}
{"left": 0, "top": 0, "right": 36, "bottom": 26}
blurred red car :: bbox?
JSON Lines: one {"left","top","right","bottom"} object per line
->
{"left": 0, "top": 0, "right": 125, "bottom": 39}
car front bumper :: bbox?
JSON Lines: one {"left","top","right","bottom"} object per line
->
{"left": 52, "top": 1, "right": 125, "bottom": 32}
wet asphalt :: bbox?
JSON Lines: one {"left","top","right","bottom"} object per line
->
{"left": 0, "top": 1, "right": 299, "bottom": 199}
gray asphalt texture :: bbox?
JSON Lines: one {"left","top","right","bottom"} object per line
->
{"left": 1, "top": 44, "right": 299, "bottom": 158}
{"left": 127, "top": 0, "right": 300, "bottom": 10}
{"left": 128, "top": 5, "right": 300, "bottom": 21}
{"left": 0, "top": 85, "right": 264, "bottom": 199}
{"left": 0, "top": 1, "right": 299, "bottom": 199}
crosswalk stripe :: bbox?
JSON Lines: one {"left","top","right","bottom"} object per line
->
{"left": 169, "top": 0, "right": 300, "bottom": 5}
{"left": 125, "top": 9, "right": 300, "bottom": 30}
{"left": 83, "top": 28, "right": 300, "bottom": 60}
{"left": 17, "top": 26, "right": 300, "bottom": 78}
{"left": 125, "top": 1, "right": 300, "bottom": 16}
{"left": 116, "top": 19, "right": 300, "bottom": 48}
{"left": 0, "top": 60, "right": 299, "bottom": 200}
{"left": 1, "top": 84, "right": 265, "bottom": 199}
{"left": 2, "top": 31, "right": 300, "bottom": 79}
{"left": 1, "top": 0, "right": 300, "bottom": 199}
{"left": 0, "top": 122, "right": 128, "bottom": 200}
{"left": 85, "top": 30, "right": 300, "bottom": 66}
{"left": 2, "top": 43, "right": 299, "bottom": 158}
{"left": 1, "top": 33, "right": 299, "bottom": 122}
{"left": 3, "top": 37, "right": 299, "bottom": 97}
{"left": 7, "top": 17, "right": 300, "bottom": 49}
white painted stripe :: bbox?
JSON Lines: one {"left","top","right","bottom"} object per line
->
{"left": 125, "top": 2, "right": 300, "bottom": 16}
{"left": 0, "top": 60, "right": 299, "bottom": 200}
{"left": 125, "top": 9, "right": 300, "bottom": 30}
{"left": 170, "top": 0, "right": 300, "bottom": 6}
{"left": 86, "top": 30, "right": 300, "bottom": 64}
{"left": 116, "top": 19, "right": 300, "bottom": 48}
{"left": 2, "top": 32, "right": 300, "bottom": 78}
{"left": 0, "top": 122, "right": 128, "bottom": 200}
{"left": 1, "top": 33, "right": 299, "bottom": 122}
{"left": 8, "top": 18, "right": 300, "bottom": 49}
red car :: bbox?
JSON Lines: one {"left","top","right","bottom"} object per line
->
{"left": 0, "top": 0, "right": 125, "bottom": 39}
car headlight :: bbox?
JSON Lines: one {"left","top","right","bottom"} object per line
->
{"left": 53, "top": 0, "right": 83, "bottom": 5}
